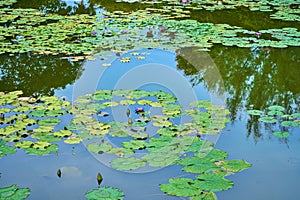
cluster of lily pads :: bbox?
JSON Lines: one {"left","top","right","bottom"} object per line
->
{"left": 0, "top": 0, "right": 299, "bottom": 57}
{"left": 0, "top": 89, "right": 251, "bottom": 199}
{"left": 0, "top": 90, "right": 81, "bottom": 157}
{"left": 116, "top": 0, "right": 300, "bottom": 21}
{"left": 248, "top": 105, "right": 300, "bottom": 138}
{"left": 68, "top": 89, "right": 250, "bottom": 199}
{"left": 0, "top": 184, "right": 30, "bottom": 200}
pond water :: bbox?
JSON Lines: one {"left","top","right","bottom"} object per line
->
{"left": 0, "top": 0, "right": 300, "bottom": 200}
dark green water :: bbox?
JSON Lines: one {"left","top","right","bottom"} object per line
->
{"left": 1, "top": 1, "right": 300, "bottom": 200}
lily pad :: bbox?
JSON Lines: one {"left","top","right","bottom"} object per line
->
{"left": 85, "top": 187, "right": 124, "bottom": 200}
{"left": 268, "top": 105, "right": 285, "bottom": 111}
{"left": 122, "top": 140, "right": 146, "bottom": 150}
{"left": 247, "top": 110, "right": 263, "bottom": 116}
{"left": 87, "top": 142, "right": 113, "bottom": 153}
{"left": 142, "top": 153, "right": 179, "bottom": 167}
{"left": 273, "top": 131, "right": 290, "bottom": 138}
{"left": 217, "top": 160, "right": 252, "bottom": 172}
{"left": 111, "top": 157, "right": 146, "bottom": 170}
{"left": 178, "top": 157, "right": 218, "bottom": 174}
{"left": 0, "top": 140, "right": 16, "bottom": 158}
{"left": 159, "top": 178, "right": 199, "bottom": 197}
{"left": 196, "top": 173, "right": 233, "bottom": 192}
{"left": 24, "top": 144, "right": 58, "bottom": 155}
{"left": 0, "top": 185, "right": 30, "bottom": 200}
{"left": 37, "top": 118, "right": 61, "bottom": 126}
{"left": 281, "top": 121, "right": 298, "bottom": 127}
{"left": 258, "top": 116, "right": 277, "bottom": 123}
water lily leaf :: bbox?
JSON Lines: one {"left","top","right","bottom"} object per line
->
{"left": 34, "top": 126, "right": 53, "bottom": 133}
{"left": 64, "top": 136, "right": 83, "bottom": 144}
{"left": 217, "top": 160, "right": 252, "bottom": 172}
{"left": 85, "top": 186, "right": 124, "bottom": 200}
{"left": 159, "top": 178, "right": 199, "bottom": 197}
{"left": 46, "top": 110, "right": 66, "bottom": 117}
{"left": 111, "top": 157, "right": 146, "bottom": 170}
{"left": 119, "top": 100, "right": 136, "bottom": 105}
{"left": 24, "top": 144, "right": 58, "bottom": 155}
{"left": 152, "top": 120, "right": 172, "bottom": 127}
{"left": 281, "top": 121, "right": 298, "bottom": 127}
{"left": 267, "top": 110, "right": 284, "bottom": 116}
{"left": 179, "top": 157, "right": 218, "bottom": 173}
{"left": 53, "top": 130, "right": 72, "bottom": 137}
{"left": 190, "top": 192, "right": 217, "bottom": 200}
{"left": 268, "top": 105, "right": 285, "bottom": 111}
{"left": 273, "top": 131, "right": 290, "bottom": 138}
{"left": 65, "top": 123, "right": 85, "bottom": 131}
{"left": 146, "top": 136, "right": 173, "bottom": 152}
{"left": 291, "top": 113, "right": 300, "bottom": 118}
{"left": 108, "top": 147, "right": 134, "bottom": 157}
{"left": 247, "top": 110, "right": 263, "bottom": 116}
{"left": 38, "top": 118, "right": 61, "bottom": 126}
{"left": 32, "top": 132, "right": 60, "bottom": 142}
{"left": 87, "top": 142, "right": 113, "bottom": 153}
{"left": 14, "top": 140, "right": 34, "bottom": 149}
{"left": 196, "top": 173, "right": 233, "bottom": 192}
{"left": 92, "top": 91, "right": 112, "bottom": 101}
{"left": 122, "top": 140, "right": 146, "bottom": 150}
{"left": 190, "top": 100, "right": 212, "bottom": 109}
{"left": 258, "top": 116, "right": 277, "bottom": 123}
{"left": 32, "top": 141, "right": 51, "bottom": 149}
{"left": 0, "top": 141, "right": 16, "bottom": 158}
{"left": 142, "top": 153, "right": 179, "bottom": 167}
{"left": 197, "top": 148, "right": 228, "bottom": 161}
{"left": 29, "top": 110, "right": 47, "bottom": 117}
{"left": 0, "top": 185, "right": 30, "bottom": 200}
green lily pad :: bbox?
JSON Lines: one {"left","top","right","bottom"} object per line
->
{"left": 190, "top": 192, "right": 217, "bottom": 200}
{"left": 178, "top": 157, "right": 218, "bottom": 173}
{"left": 0, "top": 185, "right": 30, "bottom": 200}
{"left": 53, "top": 130, "right": 73, "bottom": 137}
{"left": 24, "top": 144, "right": 58, "bottom": 155}
{"left": 159, "top": 178, "right": 199, "bottom": 197}
{"left": 87, "top": 142, "right": 113, "bottom": 153}
{"left": 217, "top": 160, "right": 252, "bottom": 172}
{"left": 31, "top": 132, "right": 60, "bottom": 142}
{"left": 196, "top": 173, "right": 233, "bottom": 192}
{"left": 142, "top": 153, "right": 179, "bottom": 167}
{"left": 247, "top": 110, "right": 263, "bottom": 116}
{"left": 37, "top": 118, "right": 61, "bottom": 126}
{"left": 268, "top": 105, "right": 285, "bottom": 112}
{"left": 0, "top": 140, "right": 16, "bottom": 158}
{"left": 258, "top": 116, "right": 277, "bottom": 123}
{"left": 85, "top": 186, "right": 124, "bottom": 200}
{"left": 273, "top": 131, "right": 290, "bottom": 138}
{"left": 281, "top": 121, "right": 298, "bottom": 127}
{"left": 64, "top": 136, "right": 83, "bottom": 144}
{"left": 122, "top": 140, "right": 146, "bottom": 150}
{"left": 197, "top": 148, "right": 228, "bottom": 161}
{"left": 111, "top": 157, "right": 146, "bottom": 171}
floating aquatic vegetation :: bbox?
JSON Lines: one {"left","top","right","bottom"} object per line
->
{"left": 0, "top": 90, "right": 78, "bottom": 156}
{"left": 273, "top": 131, "right": 290, "bottom": 139}
{"left": 111, "top": 157, "right": 147, "bottom": 171}
{"left": 247, "top": 105, "right": 300, "bottom": 139}
{"left": 216, "top": 160, "right": 252, "bottom": 173}
{"left": 1, "top": 2, "right": 299, "bottom": 57}
{"left": 142, "top": 152, "right": 179, "bottom": 167}
{"left": 0, "top": 140, "right": 16, "bottom": 158}
{"left": 85, "top": 186, "right": 124, "bottom": 200}
{"left": 0, "top": 184, "right": 30, "bottom": 200}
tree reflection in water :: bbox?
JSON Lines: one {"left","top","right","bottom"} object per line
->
{"left": 0, "top": 53, "right": 84, "bottom": 96}
{"left": 176, "top": 46, "right": 300, "bottom": 142}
